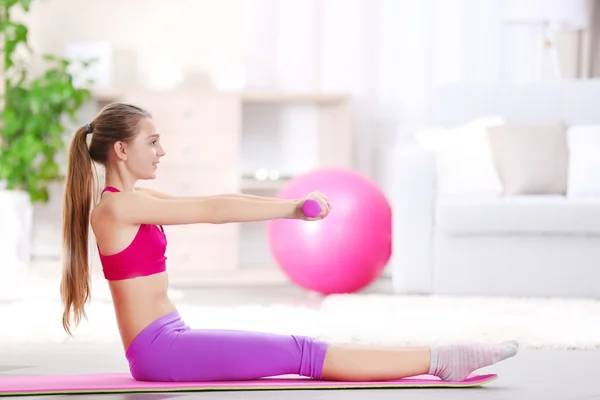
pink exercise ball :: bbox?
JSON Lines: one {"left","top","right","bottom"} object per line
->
{"left": 267, "top": 167, "right": 392, "bottom": 295}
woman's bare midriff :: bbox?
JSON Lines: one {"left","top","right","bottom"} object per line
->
{"left": 108, "top": 271, "right": 177, "bottom": 352}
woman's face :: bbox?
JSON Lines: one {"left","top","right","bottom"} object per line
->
{"left": 125, "top": 117, "right": 166, "bottom": 180}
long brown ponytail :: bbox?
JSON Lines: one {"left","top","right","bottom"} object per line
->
{"left": 60, "top": 102, "right": 152, "bottom": 335}
{"left": 61, "top": 125, "right": 94, "bottom": 335}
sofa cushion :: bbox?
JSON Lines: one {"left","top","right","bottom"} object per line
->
{"left": 566, "top": 124, "right": 600, "bottom": 198}
{"left": 487, "top": 122, "right": 568, "bottom": 195}
{"left": 437, "top": 195, "right": 600, "bottom": 236}
{"left": 415, "top": 116, "right": 504, "bottom": 195}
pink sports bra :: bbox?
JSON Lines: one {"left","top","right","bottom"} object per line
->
{"left": 97, "top": 186, "right": 167, "bottom": 281}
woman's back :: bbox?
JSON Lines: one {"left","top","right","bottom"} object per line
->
{"left": 91, "top": 188, "right": 176, "bottom": 351}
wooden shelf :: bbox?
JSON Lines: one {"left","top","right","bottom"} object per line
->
{"left": 241, "top": 180, "right": 286, "bottom": 192}
{"left": 241, "top": 91, "right": 349, "bottom": 105}
{"left": 241, "top": 177, "right": 290, "bottom": 192}
{"left": 93, "top": 88, "right": 349, "bottom": 106}
{"left": 168, "top": 268, "right": 289, "bottom": 287}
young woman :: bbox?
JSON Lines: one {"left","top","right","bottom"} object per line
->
{"left": 60, "top": 102, "right": 518, "bottom": 383}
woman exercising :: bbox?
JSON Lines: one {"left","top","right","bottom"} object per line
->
{"left": 60, "top": 102, "right": 518, "bottom": 383}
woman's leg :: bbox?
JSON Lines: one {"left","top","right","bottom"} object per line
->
{"left": 157, "top": 329, "right": 329, "bottom": 382}
{"left": 134, "top": 324, "right": 518, "bottom": 382}
{"left": 321, "top": 345, "right": 431, "bottom": 381}
{"left": 322, "top": 341, "right": 519, "bottom": 382}
{"left": 127, "top": 313, "right": 519, "bottom": 382}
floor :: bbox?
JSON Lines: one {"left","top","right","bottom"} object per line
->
{"left": 1, "top": 280, "right": 600, "bottom": 399}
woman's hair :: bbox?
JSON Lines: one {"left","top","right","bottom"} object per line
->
{"left": 60, "top": 102, "right": 151, "bottom": 335}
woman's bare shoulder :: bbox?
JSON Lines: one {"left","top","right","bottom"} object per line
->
{"left": 90, "top": 191, "right": 123, "bottom": 229}
{"left": 91, "top": 190, "right": 155, "bottom": 229}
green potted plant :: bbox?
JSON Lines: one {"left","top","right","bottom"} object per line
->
{"left": 0, "top": 0, "right": 94, "bottom": 271}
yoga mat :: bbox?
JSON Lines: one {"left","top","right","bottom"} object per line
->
{"left": 0, "top": 373, "right": 497, "bottom": 395}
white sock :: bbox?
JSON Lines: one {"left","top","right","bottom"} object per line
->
{"left": 428, "top": 340, "right": 519, "bottom": 382}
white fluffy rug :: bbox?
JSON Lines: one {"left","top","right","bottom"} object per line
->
{"left": 1, "top": 279, "right": 599, "bottom": 349}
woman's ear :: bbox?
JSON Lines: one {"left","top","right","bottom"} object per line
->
{"left": 113, "top": 141, "right": 128, "bottom": 161}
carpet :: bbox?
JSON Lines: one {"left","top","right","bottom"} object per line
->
{"left": 0, "top": 293, "right": 598, "bottom": 349}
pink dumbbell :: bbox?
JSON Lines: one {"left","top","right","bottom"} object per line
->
{"left": 302, "top": 199, "right": 323, "bottom": 218}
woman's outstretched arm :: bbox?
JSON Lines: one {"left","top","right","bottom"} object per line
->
{"left": 135, "top": 186, "right": 299, "bottom": 203}
{"left": 107, "top": 190, "right": 328, "bottom": 226}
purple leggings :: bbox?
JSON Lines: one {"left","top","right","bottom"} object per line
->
{"left": 125, "top": 311, "right": 329, "bottom": 382}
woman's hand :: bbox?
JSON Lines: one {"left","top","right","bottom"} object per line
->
{"left": 294, "top": 190, "right": 332, "bottom": 220}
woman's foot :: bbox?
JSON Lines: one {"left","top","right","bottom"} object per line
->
{"left": 428, "top": 340, "right": 519, "bottom": 382}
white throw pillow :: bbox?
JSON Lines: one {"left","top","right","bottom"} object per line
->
{"left": 415, "top": 116, "right": 505, "bottom": 195}
{"left": 488, "top": 122, "right": 568, "bottom": 195}
{"left": 567, "top": 125, "right": 600, "bottom": 198}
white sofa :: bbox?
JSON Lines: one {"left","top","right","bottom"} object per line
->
{"left": 388, "top": 82, "right": 600, "bottom": 298}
